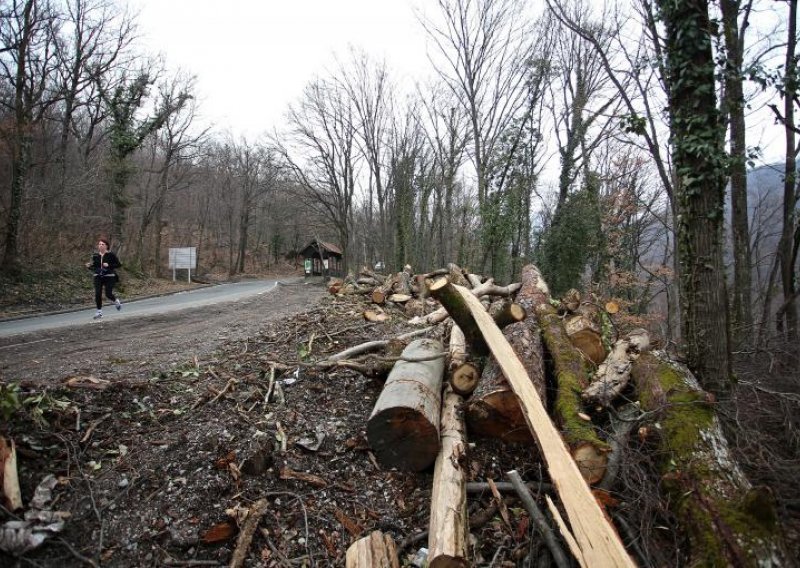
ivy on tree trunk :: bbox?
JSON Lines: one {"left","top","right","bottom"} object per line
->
{"left": 658, "top": 0, "right": 733, "bottom": 397}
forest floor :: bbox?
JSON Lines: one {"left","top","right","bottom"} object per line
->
{"left": 0, "top": 268, "right": 798, "bottom": 567}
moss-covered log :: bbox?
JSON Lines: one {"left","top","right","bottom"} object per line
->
{"left": 519, "top": 264, "right": 610, "bottom": 484}
{"left": 631, "top": 351, "right": 788, "bottom": 566}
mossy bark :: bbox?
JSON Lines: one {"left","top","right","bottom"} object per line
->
{"left": 519, "top": 264, "right": 610, "bottom": 483}
{"left": 631, "top": 352, "right": 787, "bottom": 566}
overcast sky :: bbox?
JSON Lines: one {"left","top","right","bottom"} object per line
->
{"left": 129, "top": 0, "right": 788, "bottom": 166}
{"left": 130, "top": 0, "right": 430, "bottom": 139}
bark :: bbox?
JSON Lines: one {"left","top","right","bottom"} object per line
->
{"left": 366, "top": 338, "right": 445, "bottom": 471}
{"left": 465, "top": 319, "right": 546, "bottom": 444}
{"left": 345, "top": 530, "right": 400, "bottom": 568}
{"left": 631, "top": 351, "right": 788, "bottom": 566}
{"left": 442, "top": 283, "right": 634, "bottom": 567}
{"left": 428, "top": 386, "right": 469, "bottom": 568}
{"left": 583, "top": 329, "right": 650, "bottom": 408}
{"left": 518, "top": 265, "right": 609, "bottom": 483}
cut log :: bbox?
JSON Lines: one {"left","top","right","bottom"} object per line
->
{"left": 447, "top": 263, "right": 470, "bottom": 288}
{"left": 388, "top": 293, "right": 412, "bottom": 304}
{"left": 428, "top": 386, "right": 469, "bottom": 568}
{"left": 563, "top": 299, "right": 607, "bottom": 366}
{"left": 631, "top": 351, "right": 788, "bottom": 566}
{"left": 491, "top": 302, "right": 526, "bottom": 329}
{"left": 441, "top": 282, "right": 634, "bottom": 567}
{"left": 345, "top": 530, "right": 400, "bottom": 568}
{"left": 409, "top": 280, "right": 522, "bottom": 327}
{"left": 0, "top": 436, "right": 22, "bottom": 511}
{"left": 447, "top": 325, "right": 481, "bottom": 397}
{"left": 465, "top": 319, "right": 546, "bottom": 443}
{"left": 518, "top": 265, "right": 609, "bottom": 484}
{"left": 367, "top": 338, "right": 445, "bottom": 471}
{"left": 583, "top": 329, "right": 649, "bottom": 408}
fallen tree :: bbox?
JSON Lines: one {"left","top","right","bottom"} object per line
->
{"left": 630, "top": 351, "right": 788, "bottom": 565}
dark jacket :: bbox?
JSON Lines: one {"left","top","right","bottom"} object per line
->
{"left": 88, "top": 251, "right": 122, "bottom": 280}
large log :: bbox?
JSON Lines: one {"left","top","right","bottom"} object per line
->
{"left": 439, "top": 282, "right": 635, "bottom": 567}
{"left": 366, "top": 338, "right": 445, "bottom": 471}
{"left": 465, "top": 320, "right": 545, "bottom": 443}
{"left": 345, "top": 530, "right": 400, "bottom": 568}
{"left": 428, "top": 386, "right": 469, "bottom": 568}
{"left": 465, "top": 267, "right": 547, "bottom": 443}
{"left": 631, "top": 352, "right": 788, "bottom": 566}
{"left": 518, "top": 265, "right": 609, "bottom": 484}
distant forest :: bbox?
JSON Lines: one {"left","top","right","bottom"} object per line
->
{"left": 1, "top": 0, "right": 798, "bottom": 353}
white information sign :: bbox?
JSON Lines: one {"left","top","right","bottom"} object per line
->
{"left": 168, "top": 247, "right": 197, "bottom": 282}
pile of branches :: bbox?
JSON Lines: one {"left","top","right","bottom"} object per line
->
{"left": 322, "top": 263, "right": 788, "bottom": 567}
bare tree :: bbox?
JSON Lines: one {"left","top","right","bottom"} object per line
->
{"left": 338, "top": 49, "right": 393, "bottom": 268}
{"left": 276, "top": 78, "right": 360, "bottom": 274}
{"left": 0, "top": 0, "right": 60, "bottom": 272}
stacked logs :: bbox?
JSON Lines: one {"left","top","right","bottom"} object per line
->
{"left": 328, "top": 263, "right": 786, "bottom": 567}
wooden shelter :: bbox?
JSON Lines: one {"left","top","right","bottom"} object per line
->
{"left": 301, "top": 240, "right": 343, "bottom": 277}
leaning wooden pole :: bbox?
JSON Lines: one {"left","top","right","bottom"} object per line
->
{"left": 431, "top": 278, "right": 635, "bottom": 567}
{"left": 428, "top": 385, "right": 469, "bottom": 568}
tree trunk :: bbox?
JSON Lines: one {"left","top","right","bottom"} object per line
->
{"left": 659, "top": 0, "right": 733, "bottom": 397}
{"left": 631, "top": 351, "right": 788, "bottom": 565}
{"left": 366, "top": 338, "right": 445, "bottom": 471}
{"left": 428, "top": 386, "right": 469, "bottom": 568}
{"left": 721, "top": 0, "right": 754, "bottom": 342}
{"left": 345, "top": 531, "right": 400, "bottom": 568}
{"left": 778, "top": 0, "right": 799, "bottom": 343}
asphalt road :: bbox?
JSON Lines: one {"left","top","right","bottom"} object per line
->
{"left": 0, "top": 279, "right": 283, "bottom": 338}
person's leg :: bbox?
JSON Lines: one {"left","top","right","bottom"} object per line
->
{"left": 94, "top": 278, "right": 103, "bottom": 310}
{"left": 105, "top": 279, "right": 122, "bottom": 310}
{"left": 104, "top": 280, "right": 116, "bottom": 303}
{"left": 93, "top": 279, "right": 103, "bottom": 319}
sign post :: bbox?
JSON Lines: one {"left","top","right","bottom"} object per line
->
{"left": 168, "top": 247, "right": 197, "bottom": 282}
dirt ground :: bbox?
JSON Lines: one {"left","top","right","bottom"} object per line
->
{"left": 0, "top": 277, "right": 537, "bottom": 567}
{"left": 1, "top": 275, "right": 798, "bottom": 567}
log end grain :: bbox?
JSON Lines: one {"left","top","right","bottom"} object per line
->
{"left": 465, "top": 393, "right": 535, "bottom": 444}
{"left": 367, "top": 407, "right": 440, "bottom": 471}
{"left": 572, "top": 442, "right": 608, "bottom": 485}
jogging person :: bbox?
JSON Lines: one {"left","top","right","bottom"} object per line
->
{"left": 86, "top": 238, "right": 122, "bottom": 320}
